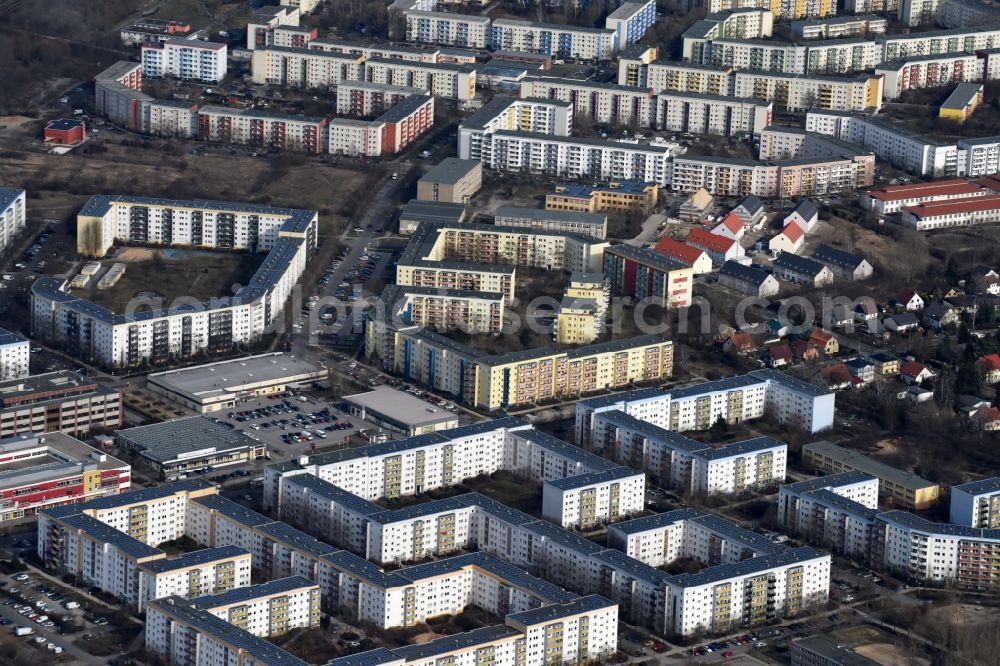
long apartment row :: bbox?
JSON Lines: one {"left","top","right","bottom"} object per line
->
{"left": 36, "top": 481, "right": 618, "bottom": 666}
{"left": 31, "top": 195, "right": 317, "bottom": 369}
{"left": 262, "top": 416, "right": 831, "bottom": 639}
{"left": 777, "top": 469, "right": 1000, "bottom": 590}
{"left": 96, "top": 62, "right": 436, "bottom": 156}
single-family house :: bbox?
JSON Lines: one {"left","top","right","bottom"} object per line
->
{"left": 791, "top": 339, "right": 820, "bottom": 362}
{"left": 922, "top": 302, "right": 959, "bottom": 330}
{"left": 867, "top": 352, "right": 899, "bottom": 376}
{"left": 899, "top": 385, "right": 934, "bottom": 403}
{"left": 654, "top": 238, "right": 713, "bottom": 275}
{"left": 973, "top": 268, "right": 1000, "bottom": 295}
{"left": 732, "top": 195, "right": 766, "bottom": 227}
{"left": 854, "top": 299, "right": 879, "bottom": 322}
{"left": 679, "top": 188, "right": 714, "bottom": 223}
{"left": 717, "top": 261, "right": 779, "bottom": 297}
{"left": 768, "top": 344, "right": 793, "bottom": 368}
{"left": 772, "top": 252, "right": 834, "bottom": 287}
{"left": 944, "top": 293, "right": 975, "bottom": 314}
{"left": 784, "top": 200, "right": 818, "bottom": 233}
{"left": 820, "top": 363, "right": 854, "bottom": 390}
{"left": 943, "top": 287, "right": 962, "bottom": 299}
{"left": 896, "top": 289, "right": 924, "bottom": 311}
{"left": 978, "top": 354, "right": 1000, "bottom": 384}
{"left": 766, "top": 319, "right": 789, "bottom": 338}
{"left": 827, "top": 304, "right": 854, "bottom": 329}
{"left": 899, "top": 360, "right": 935, "bottom": 385}
{"left": 811, "top": 244, "right": 873, "bottom": 281}
{"left": 974, "top": 405, "right": 1000, "bottom": 431}
{"left": 956, "top": 395, "right": 991, "bottom": 417}
{"left": 807, "top": 328, "right": 839, "bottom": 355}
{"left": 687, "top": 228, "right": 744, "bottom": 266}
{"left": 723, "top": 332, "right": 755, "bottom": 355}
{"left": 712, "top": 213, "right": 746, "bottom": 242}
{"left": 844, "top": 357, "right": 876, "bottom": 384}
{"left": 769, "top": 222, "right": 805, "bottom": 256}
{"left": 884, "top": 312, "right": 920, "bottom": 333}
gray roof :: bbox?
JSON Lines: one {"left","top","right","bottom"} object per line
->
{"left": 192, "top": 494, "right": 275, "bottom": 528}
{"left": 773, "top": 252, "right": 829, "bottom": 278}
{"left": 255, "top": 521, "right": 338, "bottom": 558}
{"left": 749, "top": 368, "right": 832, "bottom": 397}
{"left": 609, "top": 508, "right": 704, "bottom": 534}
{"left": 0, "top": 189, "right": 24, "bottom": 212}
{"left": 605, "top": 243, "right": 689, "bottom": 272}
{"left": 454, "top": 492, "right": 535, "bottom": 525}
{"left": 803, "top": 440, "right": 935, "bottom": 491}
{"left": 376, "top": 93, "right": 432, "bottom": 123}
{"left": 190, "top": 576, "right": 316, "bottom": 609}
{"left": 141, "top": 545, "right": 248, "bottom": 573}
{"left": 283, "top": 474, "right": 383, "bottom": 516}
{"left": 146, "top": 353, "right": 326, "bottom": 403}
{"left": 420, "top": 158, "right": 482, "bottom": 186}
{"left": 117, "top": 416, "right": 261, "bottom": 463}
{"left": 343, "top": 385, "right": 459, "bottom": 429}
{"left": 671, "top": 546, "right": 828, "bottom": 587}
{"left": 952, "top": 477, "right": 1000, "bottom": 496}
{"left": 507, "top": 594, "right": 613, "bottom": 625}
{"left": 687, "top": 513, "right": 784, "bottom": 554}
{"left": 781, "top": 471, "right": 877, "bottom": 496}
{"left": 370, "top": 495, "right": 470, "bottom": 524}
{"left": 738, "top": 195, "right": 765, "bottom": 214}
{"left": 491, "top": 18, "right": 615, "bottom": 35}
{"left": 719, "top": 260, "right": 773, "bottom": 287}
{"left": 393, "top": 625, "right": 522, "bottom": 661}
{"left": 804, "top": 488, "right": 878, "bottom": 520}
{"left": 694, "top": 436, "right": 786, "bottom": 461}
{"left": 812, "top": 244, "right": 866, "bottom": 270}
{"left": 545, "top": 465, "right": 642, "bottom": 491}
{"left": 888, "top": 312, "right": 919, "bottom": 326}
{"left": 60, "top": 513, "right": 163, "bottom": 559}
{"left": 493, "top": 130, "right": 671, "bottom": 153}
{"left": 877, "top": 510, "right": 1000, "bottom": 540}
{"left": 790, "top": 199, "right": 818, "bottom": 221}
{"left": 81, "top": 479, "right": 213, "bottom": 511}
{"left": 791, "top": 635, "right": 880, "bottom": 666}
{"left": 494, "top": 206, "right": 606, "bottom": 226}
{"left": 399, "top": 199, "right": 467, "bottom": 224}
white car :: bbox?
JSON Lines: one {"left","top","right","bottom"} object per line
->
{"left": 1, "top": 275, "right": 13, "bottom": 281}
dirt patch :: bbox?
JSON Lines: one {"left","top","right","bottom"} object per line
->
{"left": 0, "top": 116, "right": 34, "bottom": 129}
{"left": 411, "top": 631, "right": 440, "bottom": 644}
{"left": 853, "top": 642, "right": 928, "bottom": 666}
{"left": 117, "top": 247, "right": 156, "bottom": 262}
{"left": 927, "top": 602, "right": 1000, "bottom": 626}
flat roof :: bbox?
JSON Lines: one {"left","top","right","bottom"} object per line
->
{"left": 117, "top": 416, "right": 262, "bottom": 463}
{"left": 610, "top": 508, "right": 703, "bottom": 534}
{"left": 344, "top": 385, "right": 460, "bottom": 428}
{"left": 791, "top": 635, "right": 880, "bottom": 665}
{"left": 420, "top": 158, "right": 482, "bottom": 186}
{"left": 192, "top": 494, "right": 275, "bottom": 528}
{"left": 0, "top": 432, "right": 127, "bottom": 492}
{"left": 77, "top": 479, "right": 213, "bottom": 512}
{"left": 494, "top": 206, "right": 606, "bottom": 225}
{"left": 147, "top": 353, "right": 326, "bottom": 403}
{"left": 804, "top": 440, "right": 937, "bottom": 491}
{"left": 507, "top": 594, "right": 613, "bottom": 626}
{"left": 141, "top": 545, "right": 248, "bottom": 573}
{"left": 191, "top": 575, "right": 316, "bottom": 608}
{"left": 61, "top": 513, "right": 163, "bottom": 559}
{"left": 952, "top": 477, "right": 1000, "bottom": 496}
{"left": 399, "top": 199, "right": 467, "bottom": 224}
{"left": 376, "top": 93, "right": 432, "bottom": 123}
{"left": 671, "top": 546, "right": 827, "bottom": 588}
{"left": 781, "top": 471, "right": 878, "bottom": 496}
{"left": 0, "top": 371, "right": 113, "bottom": 407}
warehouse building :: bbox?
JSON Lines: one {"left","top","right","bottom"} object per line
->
{"left": 343, "top": 385, "right": 459, "bottom": 436}
{"left": 116, "top": 417, "right": 267, "bottom": 477}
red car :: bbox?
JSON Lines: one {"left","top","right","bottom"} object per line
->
{"left": 652, "top": 643, "right": 667, "bottom": 653}
{"left": 723, "top": 651, "right": 734, "bottom": 658}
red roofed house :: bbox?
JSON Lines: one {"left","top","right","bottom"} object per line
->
{"left": 791, "top": 339, "right": 819, "bottom": 362}
{"left": 978, "top": 354, "right": 1000, "bottom": 384}
{"left": 686, "top": 228, "right": 744, "bottom": 267}
{"left": 723, "top": 332, "right": 755, "bottom": 355}
{"left": 711, "top": 213, "right": 746, "bottom": 242}
{"left": 820, "top": 363, "right": 854, "bottom": 390}
{"left": 44, "top": 118, "right": 86, "bottom": 145}
{"left": 896, "top": 289, "right": 924, "bottom": 311}
{"left": 900, "top": 360, "right": 935, "bottom": 385}
{"left": 768, "top": 344, "right": 793, "bottom": 368}
{"left": 654, "top": 238, "right": 713, "bottom": 275}
{"left": 974, "top": 405, "right": 1000, "bottom": 431}
{"left": 807, "top": 329, "right": 839, "bottom": 355}
{"left": 769, "top": 221, "right": 805, "bottom": 255}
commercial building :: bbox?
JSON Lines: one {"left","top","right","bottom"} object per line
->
{"left": 120, "top": 18, "right": 192, "bottom": 47}
{"left": 0, "top": 371, "right": 121, "bottom": 439}
{"left": 791, "top": 635, "right": 881, "bottom": 666}
{"left": 343, "top": 385, "right": 459, "bottom": 436}
{"left": 34, "top": 195, "right": 317, "bottom": 368}
{"left": 336, "top": 80, "right": 426, "bottom": 116}
{"left": 0, "top": 328, "right": 29, "bottom": 382}
{"left": 198, "top": 106, "right": 328, "bottom": 153}
{"left": 0, "top": 432, "right": 130, "bottom": 522}
{"left": 44, "top": 118, "right": 86, "bottom": 145}
{"left": 602, "top": 244, "right": 694, "bottom": 308}
{"left": 457, "top": 96, "right": 572, "bottom": 161}
{"left": 653, "top": 91, "right": 772, "bottom": 136}
{"left": 478, "top": 131, "right": 672, "bottom": 186}
{"left": 494, "top": 206, "right": 607, "bottom": 240}
{"left": 417, "top": 158, "right": 483, "bottom": 204}
{"left": 732, "top": 70, "right": 883, "bottom": 112}
{"left": 951, "top": 478, "right": 1000, "bottom": 528}
{"left": 802, "top": 440, "right": 940, "bottom": 509}
{"left": 576, "top": 369, "right": 835, "bottom": 448}
{"left": 141, "top": 40, "right": 228, "bottom": 83}
{"left": 116, "top": 416, "right": 266, "bottom": 477}
{"left": 545, "top": 181, "right": 659, "bottom": 215}
{"left": 518, "top": 77, "right": 655, "bottom": 129}
{"left": 250, "top": 46, "right": 363, "bottom": 87}
{"left": 398, "top": 200, "right": 468, "bottom": 234}
{"left": 146, "top": 353, "right": 328, "bottom": 413}
{"left": 939, "top": 82, "right": 983, "bottom": 123}
{"left": 137, "top": 545, "right": 252, "bottom": 611}
{"left": 605, "top": 0, "right": 657, "bottom": 47}
{"left": 365, "top": 58, "right": 476, "bottom": 101}
{"left": 489, "top": 20, "right": 617, "bottom": 61}
{"left": 404, "top": 10, "right": 491, "bottom": 48}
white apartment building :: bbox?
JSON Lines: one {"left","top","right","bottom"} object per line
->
{"left": 0, "top": 189, "right": 26, "bottom": 259}
{"left": 137, "top": 545, "right": 252, "bottom": 611}
{"left": 732, "top": 70, "right": 883, "bottom": 112}
{"left": 791, "top": 15, "right": 887, "bottom": 39}
{"left": 777, "top": 474, "right": 880, "bottom": 557}
{"left": 458, "top": 96, "right": 572, "bottom": 161}
{"left": 336, "top": 80, "right": 427, "bottom": 116}
{"left": 542, "top": 467, "right": 646, "bottom": 528}
{"left": 328, "top": 118, "right": 386, "bottom": 157}
{"left": 950, "top": 478, "right": 1000, "bottom": 528}
{"left": 404, "top": 10, "right": 491, "bottom": 48}
{"left": 192, "top": 576, "right": 321, "bottom": 637}
{"left": 879, "top": 26, "right": 1000, "bottom": 62}
{"left": 143, "top": 99, "right": 198, "bottom": 138}
{"left": 577, "top": 369, "right": 835, "bottom": 448}
{"left": 519, "top": 77, "right": 654, "bottom": 128}
{"left": 682, "top": 8, "right": 775, "bottom": 62}
{"left": 197, "top": 106, "right": 328, "bottom": 153}
{"left": 479, "top": 131, "right": 672, "bottom": 185}
{"left": 489, "top": 20, "right": 616, "bottom": 60}
{"left": 141, "top": 40, "right": 227, "bottom": 83}
{"left": 250, "top": 47, "right": 362, "bottom": 87}
{"left": 654, "top": 91, "right": 772, "bottom": 136}
{"left": 642, "top": 61, "right": 735, "bottom": 96}
{"left": 380, "top": 285, "right": 506, "bottom": 335}
{"left": 777, "top": 471, "right": 880, "bottom": 531}
{"left": 875, "top": 52, "right": 985, "bottom": 101}
{"left": 493, "top": 206, "right": 607, "bottom": 239}
{"left": 246, "top": 4, "right": 301, "bottom": 51}
{"left": 33, "top": 196, "right": 316, "bottom": 369}
{"left": 901, "top": 194, "right": 1000, "bottom": 230}
{"left": 0, "top": 328, "right": 29, "bottom": 381}
{"left": 365, "top": 58, "right": 476, "bottom": 100}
